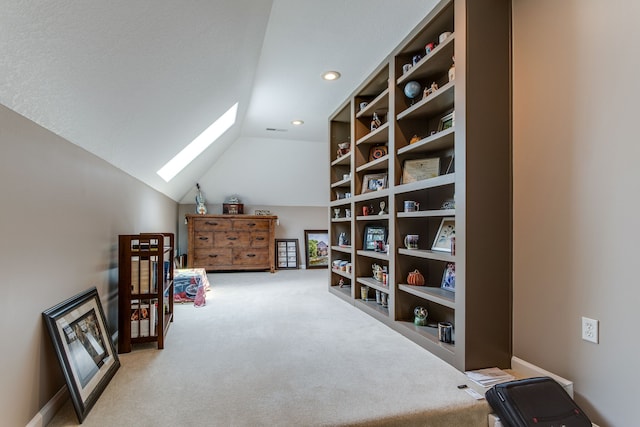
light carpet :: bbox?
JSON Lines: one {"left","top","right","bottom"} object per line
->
{"left": 47, "top": 269, "right": 490, "bottom": 426}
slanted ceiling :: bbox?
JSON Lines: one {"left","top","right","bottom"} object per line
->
{"left": 0, "top": 0, "right": 438, "bottom": 205}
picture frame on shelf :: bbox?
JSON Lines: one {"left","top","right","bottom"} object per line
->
{"left": 441, "top": 262, "right": 456, "bottom": 292}
{"left": 401, "top": 158, "right": 440, "bottom": 184}
{"left": 42, "top": 287, "right": 120, "bottom": 423}
{"left": 361, "top": 173, "right": 388, "bottom": 194}
{"left": 432, "top": 217, "right": 455, "bottom": 252}
{"left": 304, "top": 230, "right": 329, "bottom": 269}
{"left": 437, "top": 111, "right": 455, "bottom": 132}
{"left": 363, "top": 224, "right": 387, "bottom": 251}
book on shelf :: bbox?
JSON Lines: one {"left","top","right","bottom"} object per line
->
{"left": 131, "top": 256, "right": 140, "bottom": 293}
{"left": 140, "top": 258, "right": 150, "bottom": 293}
{"left": 130, "top": 301, "right": 151, "bottom": 338}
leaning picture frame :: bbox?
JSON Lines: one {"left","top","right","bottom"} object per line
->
{"left": 363, "top": 224, "right": 387, "bottom": 251}
{"left": 361, "top": 173, "right": 388, "bottom": 194}
{"left": 437, "top": 111, "right": 455, "bottom": 132}
{"left": 431, "top": 217, "right": 455, "bottom": 252}
{"left": 304, "top": 230, "right": 329, "bottom": 269}
{"left": 42, "top": 287, "right": 120, "bottom": 423}
{"left": 441, "top": 262, "right": 456, "bottom": 292}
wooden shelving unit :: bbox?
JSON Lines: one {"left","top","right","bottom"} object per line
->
{"left": 118, "top": 233, "right": 174, "bottom": 353}
{"left": 328, "top": 0, "right": 512, "bottom": 372}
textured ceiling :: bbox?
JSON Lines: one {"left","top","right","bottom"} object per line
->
{"left": 1, "top": 0, "right": 438, "bottom": 203}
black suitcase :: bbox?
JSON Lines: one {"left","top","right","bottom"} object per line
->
{"left": 486, "top": 376, "right": 592, "bottom": 427}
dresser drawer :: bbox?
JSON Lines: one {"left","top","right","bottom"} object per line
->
{"left": 213, "top": 231, "right": 251, "bottom": 248}
{"left": 233, "top": 219, "right": 270, "bottom": 231}
{"left": 250, "top": 232, "right": 269, "bottom": 248}
{"left": 193, "top": 248, "right": 232, "bottom": 267}
{"left": 194, "top": 231, "right": 214, "bottom": 248}
{"left": 193, "top": 218, "right": 232, "bottom": 231}
{"left": 232, "top": 248, "right": 269, "bottom": 266}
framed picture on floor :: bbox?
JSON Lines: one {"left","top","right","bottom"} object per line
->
{"left": 304, "top": 230, "right": 329, "bottom": 269}
{"left": 42, "top": 287, "right": 120, "bottom": 423}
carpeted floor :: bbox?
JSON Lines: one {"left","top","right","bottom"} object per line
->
{"left": 47, "top": 269, "right": 490, "bottom": 426}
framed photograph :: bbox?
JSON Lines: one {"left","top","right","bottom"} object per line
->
{"left": 304, "top": 230, "right": 329, "bottom": 269}
{"left": 42, "top": 287, "right": 120, "bottom": 423}
{"left": 441, "top": 262, "right": 456, "bottom": 292}
{"left": 363, "top": 225, "right": 387, "bottom": 251}
{"left": 361, "top": 173, "right": 388, "bottom": 194}
{"left": 276, "top": 238, "right": 299, "bottom": 269}
{"left": 432, "top": 217, "right": 455, "bottom": 252}
{"left": 437, "top": 111, "right": 455, "bottom": 132}
{"left": 401, "top": 158, "right": 440, "bottom": 184}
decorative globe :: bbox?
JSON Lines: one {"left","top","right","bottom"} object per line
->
{"left": 404, "top": 81, "right": 422, "bottom": 99}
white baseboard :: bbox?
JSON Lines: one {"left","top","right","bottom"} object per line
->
{"left": 26, "top": 386, "right": 68, "bottom": 427}
{"left": 511, "top": 356, "right": 573, "bottom": 397}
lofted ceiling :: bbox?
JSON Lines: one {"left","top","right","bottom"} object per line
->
{"left": 1, "top": 0, "right": 439, "bottom": 205}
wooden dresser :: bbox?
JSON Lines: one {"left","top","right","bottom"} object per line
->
{"left": 186, "top": 214, "right": 277, "bottom": 273}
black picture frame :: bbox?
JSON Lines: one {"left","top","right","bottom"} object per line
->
{"left": 363, "top": 225, "right": 387, "bottom": 251}
{"left": 42, "top": 287, "right": 120, "bottom": 423}
{"left": 276, "top": 238, "right": 300, "bottom": 269}
{"left": 304, "top": 230, "right": 329, "bottom": 269}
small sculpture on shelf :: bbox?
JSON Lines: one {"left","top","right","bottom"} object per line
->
{"left": 338, "top": 232, "right": 349, "bottom": 247}
{"left": 422, "top": 81, "right": 438, "bottom": 99}
{"left": 449, "top": 57, "right": 455, "bottom": 82}
{"left": 409, "top": 134, "right": 421, "bottom": 145}
{"left": 370, "top": 112, "right": 382, "bottom": 131}
{"left": 195, "top": 183, "right": 207, "bottom": 215}
{"left": 407, "top": 269, "right": 425, "bottom": 286}
{"left": 379, "top": 201, "right": 386, "bottom": 215}
{"left": 414, "top": 306, "right": 429, "bottom": 326}
{"left": 334, "top": 208, "right": 341, "bottom": 219}
{"left": 404, "top": 81, "right": 422, "bottom": 105}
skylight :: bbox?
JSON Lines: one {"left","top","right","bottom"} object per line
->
{"left": 157, "top": 103, "right": 238, "bottom": 182}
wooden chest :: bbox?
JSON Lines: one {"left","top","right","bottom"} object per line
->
{"left": 186, "top": 214, "right": 277, "bottom": 273}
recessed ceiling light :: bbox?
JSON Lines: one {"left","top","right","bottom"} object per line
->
{"left": 322, "top": 71, "right": 341, "bottom": 81}
{"left": 291, "top": 120, "right": 304, "bottom": 126}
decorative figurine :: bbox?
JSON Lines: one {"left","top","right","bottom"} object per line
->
{"left": 414, "top": 306, "right": 429, "bottom": 326}
{"left": 334, "top": 208, "right": 340, "bottom": 219}
{"left": 422, "top": 81, "right": 438, "bottom": 99}
{"left": 195, "top": 183, "right": 207, "bottom": 215}
{"left": 379, "top": 201, "right": 386, "bottom": 215}
{"left": 409, "top": 134, "right": 421, "bottom": 144}
{"left": 371, "top": 112, "right": 382, "bottom": 131}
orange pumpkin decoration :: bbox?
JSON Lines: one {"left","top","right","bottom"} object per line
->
{"left": 407, "top": 269, "right": 425, "bottom": 286}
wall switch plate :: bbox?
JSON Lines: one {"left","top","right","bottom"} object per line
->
{"left": 581, "top": 316, "right": 599, "bottom": 344}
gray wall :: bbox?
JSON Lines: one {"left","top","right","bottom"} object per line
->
{"left": 512, "top": 1, "right": 639, "bottom": 426}
{"left": 0, "top": 105, "right": 178, "bottom": 427}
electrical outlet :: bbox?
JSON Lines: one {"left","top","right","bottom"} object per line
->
{"left": 581, "top": 317, "right": 599, "bottom": 344}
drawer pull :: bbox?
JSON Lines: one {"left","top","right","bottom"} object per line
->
{"left": 247, "top": 254, "right": 256, "bottom": 257}
{"left": 198, "top": 236, "right": 209, "bottom": 241}
{"left": 227, "top": 237, "right": 237, "bottom": 241}
{"left": 248, "top": 223, "right": 256, "bottom": 227}
{"left": 205, "top": 221, "right": 218, "bottom": 226}
{"left": 208, "top": 254, "right": 218, "bottom": 258}
{"left": 255, "top": 237, "right": 265, "bottom": 241}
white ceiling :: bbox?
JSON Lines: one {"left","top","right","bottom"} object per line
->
{"left": 1, "top": 0, "right": 438, "bottom": 205}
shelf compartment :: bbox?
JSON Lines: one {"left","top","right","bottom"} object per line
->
{"left": 331, "top": 269, "right": 352, "bottom": 280}
{"left": 330, "top": 198, "right": 353, "bottom": 207}
{"left": 353, "top": 188, "right": 390, "bottom": 203}
{"left": 331, "top": 217, "right": 352, "bottom": 223}
{"left": 331, "top": 245, "right": 352, "bottom": 253}
{"left": 331, "top": 152, "right": 352, "bottom": 167}
{"left": 356, "top": 155, "right": 389, "bottom": 173}
{"left": 355, "top": 298, "right": 390, "bottom": 319}
{"left": 397, "top": 81, "right": 454, "bottom": 121}
{"left": 329, "top": 285, "right": 352, "bottom": 303}
{"left": 398, "top": 284, "right": 455, "bottom": 309}
{"left": 398, "top": 248, "right": 454, "bottom": 263}
{"left": 396, "top": 321, "right": 455, "bottom": 354}
{"left": 397, "top": 34, "right": 455, "bottom": 86}
{"left": 356, "top": 122, "right": 389, "bottom": 145}
{"left": 356, "top": 250, "right": 390, "bottom": 261}
{"left": 397, "top": 127, "right": 455, "bottom": 156}
{"left": 357, "top": 276, "right": 389, "bottom": 293}
{"left": 397, "top": 209, "right": 455, "bottom": 218}
{"left": 396, "top": 173, "right": 454, "bottom": 195}
{"left": 356, "top": 213, "right": 390, "bottom": 221}
{"left": 356, "top": 88, "right": 390, "bottom": 118}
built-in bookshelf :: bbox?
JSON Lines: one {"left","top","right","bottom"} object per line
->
{"left": 328, "top": 0, "right": 512, "bottom": 372}
{"left": 118, "top": 233, "right": 174, "bottom": 353}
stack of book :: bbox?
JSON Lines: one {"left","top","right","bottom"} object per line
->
{"left": 465, "top": 367, "right": 515, "bottom": 388}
